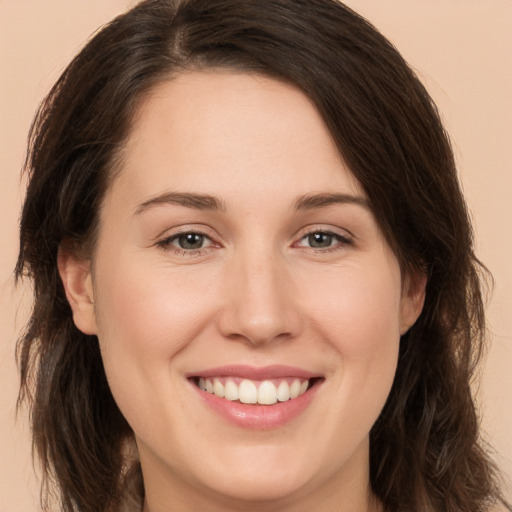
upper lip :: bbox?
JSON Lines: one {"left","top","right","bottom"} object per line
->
{"left": 186, "top": 365, "right": 321, "bottom": 380}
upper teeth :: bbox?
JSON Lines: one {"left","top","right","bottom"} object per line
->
{"left": 197, "top": 377, "right": 309, "bottom": 405}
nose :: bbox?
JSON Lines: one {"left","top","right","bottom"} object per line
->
{"left": 217, "top": 249, "right": 301, "bottom": 346}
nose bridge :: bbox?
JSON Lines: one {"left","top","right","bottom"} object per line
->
{"left": 219, "top": 241, "right": 298, "bottom": 345}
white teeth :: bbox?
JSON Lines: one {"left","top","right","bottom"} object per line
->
{"left": 213, "top": 378, "right": 224, "bottom": 397}
{"left": 290, "top": 379, "right": 301, "bottom": 399}
{"left": 277, "top": 380, "right": 291, "bottom": 402}
{"left": 258, "top": 380, "right": 277, "bottom": 405}
{"left": 239, "top": 379, "right": 258, "bottom": 404}
{"left": 197, "top": 377, "right": 312, "bottom": 405}
{"left": 224, "top": 379, "right": 239, "bottom": 401}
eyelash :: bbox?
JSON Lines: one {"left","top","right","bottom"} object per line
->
{"left": 156, "top": 229, "right": 353, "bottom": 257}
{"left": 294, "top": 231, "right": 353, "bottom": 253}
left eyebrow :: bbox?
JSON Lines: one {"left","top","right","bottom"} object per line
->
{"left": 134, "top": 192, "right": 226, "bottom": 215}
{"left": 294, "top": 192, "right": 371, "bottom": 211}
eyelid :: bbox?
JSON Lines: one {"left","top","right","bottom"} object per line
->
{"left": 293, "top": 225, "right": 354, "bottom": 242}
{"left": 154, "top": 224, "right": 218, "bottom": 241}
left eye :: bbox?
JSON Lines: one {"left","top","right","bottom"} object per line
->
{"left": 298, "top": 231, "right": 346, "bottom": 249}
{"left": 165, "top": 232, "right": 212, "bottom": 250}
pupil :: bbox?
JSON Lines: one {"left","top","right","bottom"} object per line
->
{"left": 309, "top": 232, "right": 332, "bottom": 248}
{"left": 179, "top": 233, "right": 204, "bottom": 250}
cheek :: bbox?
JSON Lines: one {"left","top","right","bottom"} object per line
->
{"left": 306, "top": 260, "right": 402, "bottom": 412}
{"left": 309, "top": 260, "right": 402, "bottom": 352}
{"left": 94, "top": 257, "right": 216, "bottom": 351}
{"left": 91, "top": 255, "right": 220, "bottom": 415}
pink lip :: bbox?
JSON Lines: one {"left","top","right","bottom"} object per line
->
{"left": 186, "top": 364, "right": 319, "bottom": 380}
{"left": 187, "top": 365, "right": 323, "bottom": 430}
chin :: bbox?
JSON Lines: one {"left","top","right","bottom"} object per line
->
{"left": 200, "top": 467, "right": 311, "bottom": 505}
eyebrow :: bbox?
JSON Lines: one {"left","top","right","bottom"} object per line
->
{"left": 135, "top": 192, "right": 226, "bottom": 214}
{"left": 134, "top": 191, "right": 370, "bottom": 215}
{"left": 294, "top": 192, "right": 371, "bottom": 211}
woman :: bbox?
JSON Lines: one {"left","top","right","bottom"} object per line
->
{"left": 15, "top": 0, "right": 511, "bottom": 511}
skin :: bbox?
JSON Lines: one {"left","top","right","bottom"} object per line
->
{"left": 59, "top": 71, "right": 425, "bottom": 512}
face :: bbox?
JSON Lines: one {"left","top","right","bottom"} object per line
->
{"left": 62, "top": 72, "right": 424, "bottom": 511}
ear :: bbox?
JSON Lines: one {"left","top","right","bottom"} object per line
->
{"left": 57, "top": 246, "right": 98, "bottom": 335}
{"left": 399, "top": 269, "right": 427, "bottom": 335}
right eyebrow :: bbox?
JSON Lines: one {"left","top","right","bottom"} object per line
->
{"left": 134, "top": 192, "right": 226, "bottom": 215}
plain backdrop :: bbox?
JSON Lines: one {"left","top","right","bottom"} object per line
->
{"left": 1, "top": 1, "right": 511, "bottom": 510}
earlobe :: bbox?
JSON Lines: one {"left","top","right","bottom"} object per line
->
{"left": 57, "top": 246, "right": 98, "bottom": 335}
{"left": 399, "top": 270, "right": 427, "bottom": 335}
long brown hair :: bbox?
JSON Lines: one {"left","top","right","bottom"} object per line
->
{"left": 16, "top": 1, "right": 510, "bottom": 511}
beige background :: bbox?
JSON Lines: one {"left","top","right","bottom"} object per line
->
{"left": 1, "top": 1, "right": 510, "bottom": 510}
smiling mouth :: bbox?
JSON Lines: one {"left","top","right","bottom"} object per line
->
{"left": 191, "top": 377, "right": 322, "bottom": 406}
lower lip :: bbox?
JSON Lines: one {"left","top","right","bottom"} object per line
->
{"left": 191, "top": 381, "right": 321, "bottom": 430}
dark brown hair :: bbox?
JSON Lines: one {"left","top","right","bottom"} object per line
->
{"left": 16, "top": 1, "right": 510, "bottom": 511}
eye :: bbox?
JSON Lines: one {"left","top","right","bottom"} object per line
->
{"left": 305, "top": 232, "right": 335, "bottom": 248}
{"left": 296, "top": 230, "right": 352, "bottom": 250}
{"left": 174, "top": 233, "right": 208, "bottom": 250}
{"left": 157, "top": 231, "right": 214, "bottom": 251}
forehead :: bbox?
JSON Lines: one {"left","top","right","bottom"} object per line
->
{"left": 111, "top": 71, "right": 364, "bottom": 208}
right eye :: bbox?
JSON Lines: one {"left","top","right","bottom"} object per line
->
{"left": 157, "top": 231, "right": 215, "bottom": 253}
